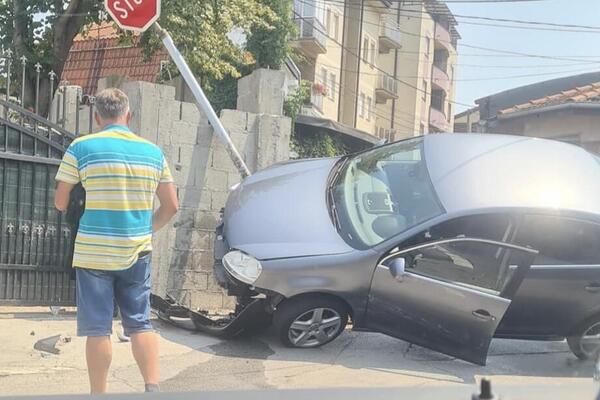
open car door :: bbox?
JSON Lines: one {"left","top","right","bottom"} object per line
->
{"left": 366, "top": 237, "right": 538, "bottom": 365}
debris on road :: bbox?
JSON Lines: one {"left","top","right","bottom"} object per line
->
{"left": 33, "top": 335, "right": 72, "bottom": 355}
{"left": 34, "top": 335, "right": 61, "bottom": 354}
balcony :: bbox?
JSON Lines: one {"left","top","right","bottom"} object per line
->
{"left": 300, "top": 90, "right": 324, "bottom": 117}
{"left": 379, "top": 16, "right": 402, "bottom": 53}
{"left": 430, "top": 106, "right": 450, "bottom": 132}
{"left": 376, "top": 72, "right": 398, "bottom": 104}
{"left": 434, "top": 21, "right": 454, "bottom": 52}
{"left": 432, "top": 65, "right": 451, "bottom": 93}
{"left": 292, "top": 17, "right": 327, "bottom": 59}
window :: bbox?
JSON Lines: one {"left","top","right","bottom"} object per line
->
{"left": 359, "top": 93, "right": 366, "bottom": 118}
{"left": 422, "top": 80, "right": 428, "bottom": 101}
{"left": 321, "top": 66, "right": 328, "bottom": 95}
{"left": 333, "top": 12, "right": 340, "bottom": 40}
{"left": 326, "top": 7, "right": 332, "bottom": 35}
{"left": 331, "top": 138, "right": 443, "bottom": 248}
{"left": 366, "top": 96, "right": 373, "bottom": 120}
{"left": 329, "top": 72, "right": 336, "bottom": 99}
{"left": 370, "top": 39, "right": 377, "bottom": 65}
{"left": 363, "top": 36, "right": 370, "bottom": 62}
{"left": 425, "top": 36, "right": 431, "bottom": 58}
{"left": 401, "top": 240, "right": 509, "bottom": 293}
{"left": 513, "top": 216, "right": 600, "bottom": 265}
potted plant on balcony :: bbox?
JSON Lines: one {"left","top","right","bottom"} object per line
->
{"left": 312, "top": 82, "right": 328, "bottom": 97}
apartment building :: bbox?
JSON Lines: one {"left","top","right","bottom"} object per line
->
{"left": 291, "top": 0, "right": 460, "bottom": 141}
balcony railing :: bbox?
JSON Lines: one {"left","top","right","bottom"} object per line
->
{"left": 376, "top": 72, "right": 398, "bottom": 103}
{"left": 434, "top": 21, "right": 454, "bottom": 52}
{"left": 430, "top": 106, "right": 450, "bottom": 132}
{"left": 432, "top": 65, "right": 451, "bottom": 93}
{"left": 292, "top": 17, "right": 327, "bottom": 58}
{"left": 379, "top": 16, "right": 402, "bottom": 53}
{"left": 300, "top": 89, "right": 324, "bottom": 117}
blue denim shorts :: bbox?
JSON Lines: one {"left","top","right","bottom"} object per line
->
{"left": 76, "top": 253, "right": 153, "bottom": 337}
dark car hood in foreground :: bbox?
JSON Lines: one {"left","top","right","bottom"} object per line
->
{"left": 223, "top": 158, "right": 354, "bottom": 260}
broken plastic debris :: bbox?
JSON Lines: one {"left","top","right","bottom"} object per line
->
{"left": 34, "top": 335, "right": 61, "bottom": 355}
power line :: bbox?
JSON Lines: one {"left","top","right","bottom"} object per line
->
{"left": 312, "top": 59, "right": 600, "bottom": 82}
{"left": 297, "top": 0, "right": 600, "bottom": 66}
{"left": 293, "top": 11, "right": 472, "bottom": 109}
{"left": 311, "top": 72, "right": 423, "bottom": 132}
{"left": 319, "top": 0, "right": 600, "bottom": 34}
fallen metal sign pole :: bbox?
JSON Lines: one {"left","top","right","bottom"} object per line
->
{"left": 105, "top": 0, "right": 250, "bottom": 178}
{"left": 152, "top": 23, "right": 251, "bottom": 179}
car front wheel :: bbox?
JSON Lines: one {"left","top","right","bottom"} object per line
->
{"left": 273, "top": 295, "right": 349, "bottom": 348}
{"left": 567, "top": 318, "right": 600, "bottom": 360}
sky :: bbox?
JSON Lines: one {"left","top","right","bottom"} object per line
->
{"left": 447, "top": 0, "right": 600, "bottom": 112}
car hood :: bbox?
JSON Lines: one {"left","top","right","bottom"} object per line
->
{"left": 223, "top": 158, "right": 354, "bottom": 260}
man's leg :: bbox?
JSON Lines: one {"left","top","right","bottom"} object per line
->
{"left": 76, "top": 268, "right": 115, "bottom": 394}
{"left": 86, "top": 336, "right": 112, "bottom": 394}
{"left": 115, "top": 253, "right": 159, "bottom": 390}
{"left": 130, "top": 331, "right": 160, "bottom": 386}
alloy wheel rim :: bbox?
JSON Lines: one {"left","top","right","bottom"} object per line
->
{"left": 580, "top": 322, "right": 600, "bottom": 357}
{"left": 288, "top": 307, "right": 342, "bottom": 348}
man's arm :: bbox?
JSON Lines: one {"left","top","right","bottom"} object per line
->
{"left": 153, "top": 182, "right": 179, "bottom": 233}
{"left": 55, "top": 182, "right": 76, "bottom": 212}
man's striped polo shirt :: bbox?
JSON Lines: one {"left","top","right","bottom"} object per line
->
{"left": 55, "top": 125, "right": 173, "bottom": 271}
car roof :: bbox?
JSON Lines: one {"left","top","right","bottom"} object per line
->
{"left": 423, "top": 133, "right": 600, "bottom": 216}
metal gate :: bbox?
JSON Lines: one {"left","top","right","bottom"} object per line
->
{"left": 0, "top": 100, "right": 76, "bottom": 305}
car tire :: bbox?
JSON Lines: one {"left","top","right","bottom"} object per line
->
{"left": 273, "top": 295, "right": 349, "bottom": 348}
{"left": 567, "top": 316, "right": 600, "bottom": 360}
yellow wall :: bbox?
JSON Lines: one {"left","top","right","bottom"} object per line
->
{"left": 314, "top": 0, "right": 344, "bottom": 121}
{"left": 293, "top": 0, "right": 459, "bottom": 141}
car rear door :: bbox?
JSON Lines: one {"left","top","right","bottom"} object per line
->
{"left": 498, "top": 215, "right": 600, "bottom": 337}
{"left": 366, "top": 237, "right": 537, "bottom": 365}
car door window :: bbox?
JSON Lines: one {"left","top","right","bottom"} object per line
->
{"left": 402, "top": 241, "right": 511, "bottom": 294}
{"left": 513, "top": 215, "right": 600, "bottom": 265}
{"left": 400, "top": 214, "right": 513, "bottom": 249}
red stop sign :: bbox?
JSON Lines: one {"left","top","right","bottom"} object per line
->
{"left": 105, "top": 0, "right": 161, "bottom": 32}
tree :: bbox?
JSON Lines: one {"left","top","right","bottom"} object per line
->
{"left": 0, "top": 1, "right": 103, "bottom": 116}
{"left": 0, "top": 0, "right": 278, "bottom": 117}
{"left": 246, "top": 0, "right": 295, "bottom": 70}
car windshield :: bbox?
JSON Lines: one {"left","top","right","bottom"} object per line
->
{"left": 331, "top": 138, "right": 443, "bottom": 248}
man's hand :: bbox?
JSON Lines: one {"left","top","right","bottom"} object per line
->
{"left": 55, "top": 182, "right": 76, "bottom": 212}
{"left": 153, "top": 182, "right": 179, "bottom": 233}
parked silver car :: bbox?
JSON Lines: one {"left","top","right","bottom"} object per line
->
{"left": 170, "top": 134, "right": 600, "bottom": 366}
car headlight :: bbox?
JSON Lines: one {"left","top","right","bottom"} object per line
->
{"left": 222, "top": 250, "right": 262, "bottom": 285}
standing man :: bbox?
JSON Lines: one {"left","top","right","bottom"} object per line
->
{"left": 54, "top": 88, "right": 179, "bottom": 394}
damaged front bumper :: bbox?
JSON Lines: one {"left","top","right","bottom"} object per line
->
{"left": 150, "top": 220, "right": 273, "bottom": 338}
{"left": 150, "top": 294, "right": 271, "bottom": 338}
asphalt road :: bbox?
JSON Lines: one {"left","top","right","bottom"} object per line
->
{"left": 0, "top": 309, "right": 597, "bottom": 397}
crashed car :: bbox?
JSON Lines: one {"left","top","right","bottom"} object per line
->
{"left": 155, "top": 133, "right": 600, "bottom": 366}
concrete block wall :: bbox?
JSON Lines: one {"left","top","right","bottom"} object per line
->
{"left": 58, "top": 69, "right": 292, "bottom": 312}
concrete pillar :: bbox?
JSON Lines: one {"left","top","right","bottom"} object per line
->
{"left": 237, "top": 68, "right": 286, "bottom": 115}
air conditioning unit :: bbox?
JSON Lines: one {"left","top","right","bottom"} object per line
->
{"left": 377, "top": 126, "right": 397, "bottom": 142}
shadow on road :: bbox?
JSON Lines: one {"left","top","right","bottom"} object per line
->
{"left": 154, "top": 319, "right": 596, "bottom": 385}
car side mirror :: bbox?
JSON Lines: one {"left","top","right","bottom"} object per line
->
{"left": 388, "top": 257, "right": 407, "bottom": 282}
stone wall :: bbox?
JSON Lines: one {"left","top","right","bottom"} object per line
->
{"left": 59, "top": 69, "right": 292, "bottom": 312}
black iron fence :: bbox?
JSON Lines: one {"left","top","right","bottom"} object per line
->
{"left": 0, "top": 50, "right": 83, "bottom": 306}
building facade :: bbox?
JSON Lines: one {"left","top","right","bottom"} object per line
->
{"left": 292, "top": 0, "right": 460, "bottom": 142}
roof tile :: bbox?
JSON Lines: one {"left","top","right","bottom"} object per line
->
{"left": 499, "top": 80, "right": 600, "bottom": 115}
{"left": 62, "top": 32, "right": 168, "bottom": 95}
